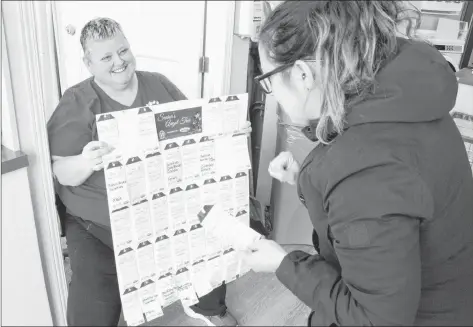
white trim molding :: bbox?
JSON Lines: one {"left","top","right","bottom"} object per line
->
{"left": 1, "top": 16, "right": 20, "bottom": 151}
{"left": 203, "top": 0, "right": 236, "bottom": 98}
{"left": 2, "top": 1, "right": 68, "bottom": 325}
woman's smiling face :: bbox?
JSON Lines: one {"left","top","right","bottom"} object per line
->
{"left": 83, "top": 32, "right": 136, "bottom": 90}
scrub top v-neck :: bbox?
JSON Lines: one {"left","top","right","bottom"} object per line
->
{"left": 91, "top": 74, "right": 144, "bottom": 111}
{"left": 47, "top": 70, "right": 187, "bottom": 228}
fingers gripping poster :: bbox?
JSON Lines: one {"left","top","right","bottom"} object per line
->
{"left": 97, "top": 94, "right": 252, "bottom": 326}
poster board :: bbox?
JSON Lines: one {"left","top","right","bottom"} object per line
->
{"left": 97, "top": 94, "right": 254, "bottom": 325}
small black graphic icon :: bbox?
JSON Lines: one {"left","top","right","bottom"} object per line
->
{"left": 107, "top": 161, "right": 123, "bottom": 169}
{"left": 138, "top": 106, "right": 152, "bottom": 114}
{"left": 226, "top": 95, "right": 239, "bottom": 101}
{"left": 209, "top": 97, "right": 222, "bottom": 103}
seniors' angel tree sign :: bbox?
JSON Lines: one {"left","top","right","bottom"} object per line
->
{"left": 96, "top": 94, "right": 254, "bottom": 326}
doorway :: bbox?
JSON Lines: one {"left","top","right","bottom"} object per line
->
{"left": 2, "top": 1, "right": 237, "bottom": 323}
{"left": 52, "top": 1, "right": 207, "bottom": 100}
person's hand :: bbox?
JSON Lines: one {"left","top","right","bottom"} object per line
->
{"left": 81, "top": 141, "right": 114, "bottom": 171}
{"left": 241, "top": 239, "right": 288, "bottom": 273}
{"left": 268, "top": 151, "right": 300, "bottom": 185}
{"left": 241, "top": 121, "right": 252, "bottom": 137}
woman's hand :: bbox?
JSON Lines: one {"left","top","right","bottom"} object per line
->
{"left": 81, "top": 141, "right": 115, "bottom": 171}
{"left": 268, "top": 151, "right": 300, "bottom": 185}
{"left": 241, "top": 239, "right": 288, "bottom": 273}
{"left": 52, "top": 141, "right": 114, "bottom": 187}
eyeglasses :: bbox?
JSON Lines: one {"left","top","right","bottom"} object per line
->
{"left": 254, "top": 62, "right": 294, "bottom": 94}
{"left": 255, "top": 59, "right": 321, "bottom": 94}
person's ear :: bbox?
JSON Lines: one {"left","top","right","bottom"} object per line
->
{"left": 262, "top": 1, "right": 272, "bottom": 22}
{"left": 82, "top": 54, "right": 93, "bottom": 73}
{"left": 290, "top": 60, "right": 315, "bottom": 93}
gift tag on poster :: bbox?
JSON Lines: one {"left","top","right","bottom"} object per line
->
{"left": 126, "top": 156, "right": 147, "bottom": 204}
{"left": 219, "top": 175, "right": 235, "bottom": 217}
{"left": 104, "top": 156, "right": 130, "bottom": 212}
{"left": 235, "top": 209, "right": 250, "bottom": 228}
{"left": 175, "top": 267, "right": 199, "bottom": 307}
{"left": 203, "top": 97, "right": 224, "bottom": 136}
{"left": 138, "top": 278, "right": 163, "bottom": 322}
{"left": 232, "top": 134, "right": 252, "bottom": 171}
{"left": 154, "top": 234, "right": 174, "bottom": 277}
{"left": 223, "top": 247, "right": 239, "bottom": 283}
{"left": 182, "top": 137, "right": 201, "bottom": 184}
{"left": 172, "top": 229, "right": 191, "bottom": 271}
{"left": 164, "top": 142, "right": 183, "bottom": 188}
{"left": 199, "top": 136, "right": 217, "bottom": 179}
{"left": 144, "top": 150, "right": 166, "bottom": 194}
{"left": 137, "top": 239, "right": 156, "bottom": 281}
{"left": 157, "top": 272, "right": 178, "bottom": 308}
{"left": 206, "top": 255, "right": 225, "bottom": 289}
{"left": 185, "top": 184, "right": 202, "bottom": 226}
{"left": 110, "top": 206, "right": 133, "bottom": 250}
{"left": 234, "top": 171, "right": 250, "bottom": 214}
{"left": 169, "top": 187, "right": 187, "bottom": 230}
{"left": 97, "top": 113, "right": 121, "bottom": 150}
{"left": 122, "top": 285, "right": 145, "bottom": 326}
{"left": 189, "top": 223, "right": 207, "bottom": 263}
{"left": 202, "top": 178, "right": 218, "bottom": 207}
{"left": 131, "top": 197, "right": 154, "bottom": 243}
{"left": 116, "top": 246, "right": 140, "bottom": 290}
{"left": 223, "top": 95, "right": 241, "bottom": 134}
{"left": 215, "top": 136, "right": 235, "bottom": 176}
{"left": 190, "top": 259, "right": 213, "bottom": 298}
{"left": 150, "top": 192, "right": 171, "bottom": 236}
{"left": 136, "top": 106, "right": 159, "bottom": 152}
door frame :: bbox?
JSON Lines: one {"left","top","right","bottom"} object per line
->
{"left": 51, "top": 1, "right": 236, "bottom": 99}
{"left": 2, "top": 1, "right": 68, "bottom": 325}
{"left": 5, "top": 1, "right": 237, "bottom": 324}
{"left": 203, "top": 0, "right": 236, "bottom": 98}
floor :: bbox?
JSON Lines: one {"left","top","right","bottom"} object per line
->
{"left": 62, "top": 238, "right": 313, "bottom": 326}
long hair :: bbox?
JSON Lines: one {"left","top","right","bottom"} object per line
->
{"left": 259, "top": 1, "right": 421, "bottom": 143}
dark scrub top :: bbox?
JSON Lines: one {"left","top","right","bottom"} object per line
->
{"left": 47, "top": 71, "right": 186, "bottom": 228}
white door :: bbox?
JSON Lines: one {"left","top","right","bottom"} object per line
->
{"left": 53, "top": 1, "right": 206, "bottom": 99}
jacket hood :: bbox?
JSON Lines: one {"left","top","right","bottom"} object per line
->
{"left": 346, "top": 37, "right": 458, "bottom": 127}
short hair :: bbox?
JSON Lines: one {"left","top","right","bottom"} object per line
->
{"left": 80, "top": 17, "right": 124, "bottom": 53}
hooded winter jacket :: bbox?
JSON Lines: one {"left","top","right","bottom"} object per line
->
{"left": 275, "top": 37, "right": 473, "bottom": 326}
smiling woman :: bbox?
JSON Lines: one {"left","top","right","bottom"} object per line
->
{"left": 80, "top": 18, "right": 138, "bottom": 105}
{"left": 3, "top": 0, "right": 244, "bottom": 325}
{"left": 46, "top": 16, "right": 237, "bottom": 326}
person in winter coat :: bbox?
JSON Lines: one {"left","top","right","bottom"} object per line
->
{"left": 242, "top": 1, "right": 473, "bottom": 326}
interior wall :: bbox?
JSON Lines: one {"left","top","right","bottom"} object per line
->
{"left": 1, "top": 168, "right": 53, "bottom": 326}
